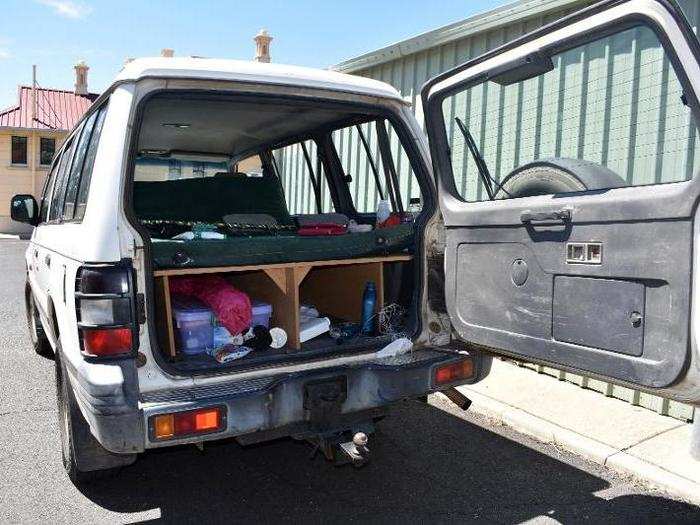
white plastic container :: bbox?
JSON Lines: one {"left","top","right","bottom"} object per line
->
{"left": 300, "top": 316, "right": 331, "bottom": 343}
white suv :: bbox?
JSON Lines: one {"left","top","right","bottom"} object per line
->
{"left": 11, "top": 0, "right": 700, "bottom": 481}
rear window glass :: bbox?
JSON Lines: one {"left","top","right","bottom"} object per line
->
{"left": 134, "top": 157, "right": 229, "bottom": 181}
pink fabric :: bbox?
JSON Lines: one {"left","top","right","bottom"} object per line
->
{"left": 170, "top": 275, "right": 252, "bottom": 335}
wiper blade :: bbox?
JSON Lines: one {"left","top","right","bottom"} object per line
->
{"left": 454, "top": 117, "right": 498, "bottom": 200}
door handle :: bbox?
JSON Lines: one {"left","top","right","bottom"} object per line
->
{"left": 34, "top": 249, "right": 39, "bottom": 258}
{"left": 520, "top": 209, "right": 571, "bottom": 224}
{"left": 44, "top": 254, "right": 51, "bottom": 267}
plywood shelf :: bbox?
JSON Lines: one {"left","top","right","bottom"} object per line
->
{"left": 152, "top": 254, "right": 412, "bottom": 277}
{"left": 153, "top": 254, "right": 412, "bottom": 356}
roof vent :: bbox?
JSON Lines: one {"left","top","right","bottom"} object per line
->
{"left": 161, "top": 48, "right": 174, "bottom": 58}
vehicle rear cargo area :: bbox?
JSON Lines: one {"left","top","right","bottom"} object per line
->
{"left": 152, "top": 256, "right": 416, "bottom": 373}
{"left": 134, "top": 91, "right": 428, "bottom": 375}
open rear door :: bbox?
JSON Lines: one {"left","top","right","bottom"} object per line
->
{"left": 422, "top": 0, "right": 700, "bottom": 403}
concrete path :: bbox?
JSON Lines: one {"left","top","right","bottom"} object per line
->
{"left": 458, "top": 359, "right": 700, "bottom": 505}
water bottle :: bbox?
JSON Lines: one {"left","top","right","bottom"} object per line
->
{"left": 407, "top": 197, "right": 422, "bottom": 222}
{"left": 376, "top": 199, "right": 391, "bottom": 225}
{"left": 361, "top": 281, "right": 377, "bottom": 335}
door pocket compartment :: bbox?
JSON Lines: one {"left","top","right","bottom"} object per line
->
{"left": 552, "top": 276, "right": 645, "bottom": 357}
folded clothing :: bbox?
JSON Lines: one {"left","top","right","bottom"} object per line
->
{"left": 297, "top": 223, "right": 347, "bottom": 236}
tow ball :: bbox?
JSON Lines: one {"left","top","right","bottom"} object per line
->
{"left": 308, "top": 431, "right": 371, "bottom": 467}
{"left": 338, "top": 432, "right": 370, "bottom": 467}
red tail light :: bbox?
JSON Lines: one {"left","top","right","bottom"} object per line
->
{"left": 82, "top": 328, "right": 133, "bottom": 357}
{"left": 434, "top": 359, "right": 474, "bottom": 386}
{"left": 151, "top": 406, "right": 226, "bottom": 441}
{"left": 76, "top": 263, "right": 137, "bottom": 359}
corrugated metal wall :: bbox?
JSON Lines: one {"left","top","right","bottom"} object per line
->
{"left": 281, "top": 0, "right": 700, "bottom": 420}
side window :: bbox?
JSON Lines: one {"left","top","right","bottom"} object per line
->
{"left": 11, "top": 135, "right": 27, "bottom": 166}
{"left": 39, "top": 158, "right": 60, "bottom": 223}
{"left": 11, "top": 136, "right": 27, "bottom": 165}
{"left": 74, "top": 105, "right": 108, "bottom": 220}
{"left": 441, "top": 24, "right": 699, "bottom": 201}
{"left": 63, "top": 110, "right": 99, "bottom": 219}
{"left": 332, "top": 119, "right": 422, "bottom": 214}
{"left": 236, "top": 155, "right": 264, "bottom": 177}
{"left": 273, "top": 141, "right": 334, "bottom": 215}
{"left": 39, "top": 137, "right": 56, "bottom": 166}
{"left": 48, "top": 135, "right": 78, "bottom": 222}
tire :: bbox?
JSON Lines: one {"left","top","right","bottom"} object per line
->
{"left": 55, "top": 353, "right": 125, "bottom": 484}
{"left": 25, "top": 288, "right": 53, "bottom": 359}
{"left": 496, "top": 158, "right": 626, "bottom": 199}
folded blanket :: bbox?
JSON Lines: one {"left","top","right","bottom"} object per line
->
{"left": 296, "top": 213, "right": 349, "bottom": 227}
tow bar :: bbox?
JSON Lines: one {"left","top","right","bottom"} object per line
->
{"left": 308, "top": 431, "right": 371, "bottom": 467}
{"left": 303, "top": 376, "right": 371, "bottom": 467}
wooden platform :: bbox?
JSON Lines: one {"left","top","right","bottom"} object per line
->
{"left": 153, "top": 254, "right": 412, "bottom": 356}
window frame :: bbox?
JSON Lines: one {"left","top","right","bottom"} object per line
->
{"left": 424, "top": 13, "right": 700, "bottom": 205}
{"left": 62, "top": 111, "right": 99, "bottom": 220}
{"left": 124, "top": 90, "right": 436, "bottom": 235}
{"left": 38, "top": 153, "right": 62, "bottom": 225}
{"left": 11, "top": 135, "right": 28, "bottom": 166}
{"left": 73, "top": 103, "right": 108, "bottom": 222}
{"left": 48, "top": 133, "right": 79, "bottom": 223}
{"left": 328, "top": 116, "right": 421, "bottom": 216}
{"left": 36, "top": 102, "right": 109, "bottom": 225}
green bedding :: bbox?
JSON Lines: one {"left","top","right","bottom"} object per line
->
{"left": 135, "top": 176, "right": 414, "bottom": 269}
{"left": 134, "top": 177, "right": 294, "bottom": 225}
{"left": 150, "top": 224, "right": 414, "bottom": 269}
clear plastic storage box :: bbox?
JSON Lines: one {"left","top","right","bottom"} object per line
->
{"left": 171, "top": 295, "right": 214, "bottom": 355}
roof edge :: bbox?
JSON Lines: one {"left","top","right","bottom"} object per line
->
{"left": 332, "top": 0, "right": 583, "bottom": 73}
{"left": 17, "top": 84, "right": 100, "bottom": 97}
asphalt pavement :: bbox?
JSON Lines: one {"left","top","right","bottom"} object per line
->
{"left": 1, "top": 238, "right": 699, "bottom": 524}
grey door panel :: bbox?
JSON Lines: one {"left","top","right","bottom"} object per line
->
{"left": 423, "top": 0, "right": 700, "bottom": 398}
{"left": 445, "top": 215, "right": 690, "bottom": 388}
{"left": 552, "top": 276, "right": 645, "bottom": 357}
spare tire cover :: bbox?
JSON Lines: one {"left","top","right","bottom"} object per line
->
{"left": 495, "top": 158, "right": 626, "bottom": 199}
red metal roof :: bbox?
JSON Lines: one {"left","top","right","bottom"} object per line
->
{"left": 0, "top": 85, "right": 99, "bottom": 132}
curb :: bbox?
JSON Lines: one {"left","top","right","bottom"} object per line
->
{"left": 454, "top": 387, "right": 700, "bottom": 506}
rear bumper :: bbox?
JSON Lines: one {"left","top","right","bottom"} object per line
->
{"left": 139, "top": 348, "right": 483, "bottom": 449}
{"left": 68, "top": 346, "right": 488, "bottom": 453}
{"left": 65, "top": 357, "right": 144, "bottom": 454}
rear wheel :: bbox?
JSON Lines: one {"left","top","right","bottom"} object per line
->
{"left": 55, "top": 352, "right": 128, "bottom": 483}
{"left": 26, "top": 289, "right": 53, "bottom": 359}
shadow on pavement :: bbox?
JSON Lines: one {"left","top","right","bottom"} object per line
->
{"left": 77, "top": 400, "right": 699, "bottom": 523}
